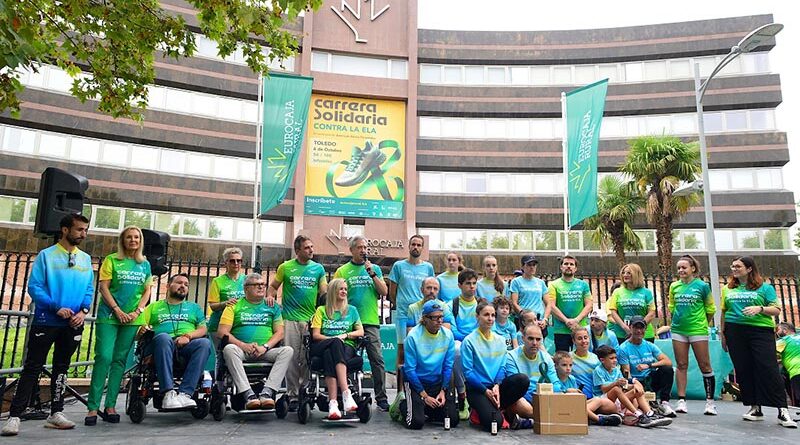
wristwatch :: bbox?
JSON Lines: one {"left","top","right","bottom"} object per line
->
{"left": 81, "top": 307, "right": 90, "bottom": 314}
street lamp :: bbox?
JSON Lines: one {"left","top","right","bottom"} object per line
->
{"left": 693, "top": 23, "right": 783, "bottom": 325}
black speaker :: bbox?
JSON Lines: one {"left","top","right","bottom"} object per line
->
{"left": 34, "top": 167, "right": 89, "bottom": 238}
{"left": 142, "top": 229, "right": 170, "bottom": 276}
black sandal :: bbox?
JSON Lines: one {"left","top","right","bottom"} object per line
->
{"left": 84, "top": 415, "right": 98, "bottom": 426}
{"left": 102, "top": 409, "right": 121, "bottom": 424}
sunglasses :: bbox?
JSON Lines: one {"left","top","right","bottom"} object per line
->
{"left": 228, "top": 259, "right": 243, "bottom": 264}
{"left": 68, "top": 253, "right": 76, "bottom": 268}
{"left": 425, "top": 315, "right": 444, "bottom": 322}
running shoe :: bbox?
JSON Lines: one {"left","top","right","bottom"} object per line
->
{"left": 597, "top": 414, "right": 623, "bottom": 426}
{"left": 342, "top": 389, "right": 358, "bottom": 412}
{"left": 162, "top": 390, "right": 182, "bottom": 409}
{"left": 334, "top": 141, "right": 387, "bottom": 187}
{"left": 704, "top": 401, "right": 718, "bottom": 416}
{"left": 458, "top": 396, "right": 470, "bottom": 421}
{"left": 778, "top": 408, "right": 798, "bottom": 428}
{"left": 636, "top": 414, "right": 655, "bottom": 428}
{"left": 645, "top": 413, "right": 673, "bottom": 427}
{"left": 1, "top": 417, "right": 20, "bottom": 436}
{"left": 660, "top": 401, "right": 677, "bottom": 418}
{"left": 376, "top": 399, "right": 390, "bottom": 412}
{"left": 44, "top": 412, "right": 76, "bottom": 430}
{"left": 743, "top": 405, "right": 764, "bottom": 421}
{"left": 328, "top": 400, "right": 342, "bottom": 420}
{"left": 675, "top": 399, "right": 688, "bottom": 414}
{"left": 176, "top": 392, "right": 197, "bottom": 408}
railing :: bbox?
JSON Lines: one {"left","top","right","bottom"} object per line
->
{"left": 2, "top": 251, "right": 799, "bottom": 378}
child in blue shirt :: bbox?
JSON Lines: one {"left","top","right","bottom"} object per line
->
{"left": 553, "top": 351, "right": 621, "bottom": 426}
{"left": 492, "top": 296, "right": 518, "bottom": 350}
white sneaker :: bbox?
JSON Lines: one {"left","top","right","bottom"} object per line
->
{"left": 44, "top": 412, "right": 75, "bottom": 430}
{"left": 1, "top": 417, "right": 20, "bottom": 436}
{"left": 704, "top": 400, "right": 718, "bottom": 416}
{"left": 162, "top": 390, "right": 182, "bottom": 409}
{"left": 675, "top": 399, "right": 688, "bottom": 414}
{"left": 342, "top": 389, "right": 358, "bottom": 412}
{"left": 660, "top": 401, "right": 677, "bottom": 418}
{"left": 176, "top": 392, "right": 197, "bottom": 408}
{"left": 328, "top": 400, "right": 342, "bottom": 420}
{"left": 778, "top": 408, "right": 798, "bottom": 428}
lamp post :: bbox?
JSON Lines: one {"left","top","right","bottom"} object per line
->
{"left": 693, "top": 23, "right": 783, "bottom": 325}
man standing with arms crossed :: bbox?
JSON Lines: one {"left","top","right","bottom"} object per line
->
{"left": 548, "top": 255, "right": 593, "bottom": 352}
{"left": 267, "top": 235, "right": 327, "bottom": 411}
{"left": 3, "top": 214, "right": 94, "bottom": 436}
{"left": 388, "top": 235, "right": 435, "bottom": 405}
{"left": 334, "top": 236, "right": 390, "bottom": 411}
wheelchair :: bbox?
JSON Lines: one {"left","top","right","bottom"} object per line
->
{"left": 296, "top": 330, "right": 372, "bottom": 424}
{"left": 209, "top": 335, "right": 289, "bottom": 421}
{"left": 125, "top": 330, "right": 211, "bottom": 423}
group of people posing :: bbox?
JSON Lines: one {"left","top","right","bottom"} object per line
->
{"left": 2, "top": 218, "right": 798, "bottom": 437}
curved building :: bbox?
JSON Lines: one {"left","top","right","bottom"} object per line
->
{"left": 0, "top": 1, "right": 795, "bottom": 274}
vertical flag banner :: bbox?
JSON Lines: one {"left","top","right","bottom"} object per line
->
{"left": 259, "top": 73, "right": 313, "bottom": 214}
{"left": 565, "top": 79, "right": 608, "bottom": 227}
{"left": 304, "top": 94, "right": 406, "bottom": 219}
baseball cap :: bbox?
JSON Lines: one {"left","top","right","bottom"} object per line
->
{"left": 521, "top": 254, "right": 538, "bottom": 266}
{"left": 629, "top": 315, "right": 646, "bottom": 328}
{"left": 589, "top": 309, "right": 607, "bottom": 323}
{"left": 422, "top": 300, "right": 444, "bottom": 316}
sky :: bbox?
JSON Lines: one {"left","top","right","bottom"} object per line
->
{"left": 417, "top": 0, "right": 800, "bottom": 247}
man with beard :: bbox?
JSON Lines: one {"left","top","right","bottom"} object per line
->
{"left": 3, "top": 214, "right": 94, "bottom": 436}
{"left": 142, "top": 273, "right": 211, "bottom": 409}
{"left": 547, "top": 256, "right": 593, "bottom": 353}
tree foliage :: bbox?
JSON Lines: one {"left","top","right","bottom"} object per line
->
{"left": 0, "top": 0, "right": 321, "bottom": 120}
{"left": 620, "top": 135, "right": 702, "bottom": 275}
{"left": 583, "top": 175, "right": 645, "bottom": 270}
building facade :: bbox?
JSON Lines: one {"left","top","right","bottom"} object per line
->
{"left": 0, "top": 1, "right": 796, "bottom": 274}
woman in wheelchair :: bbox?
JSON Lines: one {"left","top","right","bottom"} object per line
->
{"left": 310, "top": 278, "right": 364, "bottom": 420}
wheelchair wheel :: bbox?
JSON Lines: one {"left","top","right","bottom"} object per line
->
{"left": 191, "top": 398, "right": 210, "bottom": 419}
{"left": 298, "top": 402, "right": 311, "bottom": 424}
{"left": 275, "top": 396, "right": 288, "bottom": 419}
{"left": 357, "top": 401, "right": 371, "bottom": 423}
{"left": 125, "top": 375, "right": 142, "bottom": 415}
{"left": 129, "top": 400, "right": 147, "bottom": 424}
{"left": 210, "top": 387, "right": 226, "bottom": 422}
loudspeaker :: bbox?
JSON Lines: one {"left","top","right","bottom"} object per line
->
{"left": 142, "top": 229, "right": 170, "bottom": 276}
{"left": 34, "top": 167, "right": 89, "bottom": 238}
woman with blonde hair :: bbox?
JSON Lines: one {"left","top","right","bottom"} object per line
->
{"left": 606, "top": 263, "right": 656, "bottom": 342}
{"left": 86, "top": 226, "right": 152, "bottom": 425}
{"left": 310, "top": 278, "right": 364, "bottom": 419}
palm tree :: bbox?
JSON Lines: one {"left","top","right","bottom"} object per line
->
{"left": 620, "top": 135, "right": 701, "bottom": 275}
{"left": 583, "top": 175, "right": 645, "bottom": 270}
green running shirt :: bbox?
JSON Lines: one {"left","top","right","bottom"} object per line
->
{"left": 96, "top": 254, "right": 152, "bottom": 325}
{"left": 220, "top": 297, "right": 283, "bottom": 344}
{"left": 334, "top": 261, "right": 383, "bottom": 326}
{"left": 668, "top": 278, "right": 715, "bottom": 336}
{"left": 275, "top": 259, "right": 327, "bottom": 322}
{"left": 207, "top": 273, "right": 245, "bottom": 332}
{"left": 546, "top": 278, "right": 592, "bottom": 334}
{"left": 607, "top": 287, "right": 656, "bottom": 339}
{"left": 722, "top": 283, "right": 779, "bottom": 328}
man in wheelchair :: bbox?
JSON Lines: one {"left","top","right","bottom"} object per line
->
{"left": 401, "top": 300, "right": 458, "bottom": 429}
{"left": 216, "top": 273, "right": 293, "bottom": 411}
{"left": 141, "top": 273, "right": 212, "bottom": 410}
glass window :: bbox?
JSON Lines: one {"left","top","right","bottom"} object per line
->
{"left": 643, "top": 60, "right": 667, "bottom": 80}
{"left": 624, "top": 63, "right": 643, "bottom": 82}
{"left": 598, "top": 64, "right": 619, "bottom": 82}
{"left": 147, "top": 86, "right": 166, "bottom": 109}
{"left": 234, "top": 220, "right": 253, "bottom": 240}
{"left": 26, "top": 201, "right": 38, "bottom": 224}
{"left": 464, "top": 66, "right": 484, "bottom": 85}
{"left": 533, "top": 174, "right": 558, "bottom": 195}
{"left": 530, "top": 67, "right": 550, "bottom": 85}
{"left": 187, "top": 153, "right": 211, "bottom": 176}
{"left": 719, "top": 57, "right": 742, "bottom": 75}
{"left": 749, "top": 110, "right": 774, "bottom": 130}
{"left": 725, "top": 111, "right": 747, "bottom": 130}
{"left": 311, "top": 51, "right": 329, "bottom": 72}
{"left": 443, "top": 66, "right": 462, "bottom": 84}
{"left": 443, "top": 231, "right": 464, "bottom": 249}
{"left": 192, "top": 93, "right": 218, "bottom": 118}
{"left": 94, "top": 207, "right": 122, "bottom": 230}
{"left": 194, "top": 34, "right": 218, "bottom": 58}
{"left": 101, "top": 142, "right": 129, "bottom": 166}
{"left": 574, "top": 65, "right": 595, "bottom": 84}
{"left": 668, "top": 59, "right": 691, "bottom": 78}
{"left": 560, "top": 232, "right": 580, "bottom": 251}
{"left": 214, "top": 156, "right": 239, "bottom": 180}
{"left": 703, "top": 113, "right": 723, "bottom": 133}
{"left": 441, "top": 119, "right": 462, "bottom": 138}
{"left": 514, "top": 174, "right": 533, "bottom": 194}
{"left": 729, "top": 170, "right": 754, "bottom": 189}
{"left": 130, "top": 145, "right": 159, "bottom": 170}
{"left": 463, "top": 119, "right": 485, "bottom": 138}
{"left": 25, "top": 66, "right": 47, "bottom": 88}
{"left": 582, "top": 231, "right": 600, "bottom": 251}
{"left": 419, "top": 65, "right": 441, "bottom": 83}
{"left": 82, "top": 204, "right": 92, "bottom": 221}
{"left": 681, "top": 231, "right": 705, "bottom": 250}
{"left": 181, "top": 216, "right": 206, "bottom": 237}
{"left": 530, "top": 120, "right": 553, "bottom": 139}
{"left": 708, "top": 170, "right": 728, "bottom": 190}
{"left": 672, "top": 115, "right": 696, "bottom": 134}
{"left": 635, "top": 230, "right": 656, "bottom": 251}
{"left": 465, "top": 174, "right": 486, "bottom": 193}
{"left": 418, "top": 229, "right": 441, "bottom": 250}
{"left": 159, "top": 150, "right": 186, "bottom": 174}
{"left": 488, "top": 174, "right": 509, "bottom": 194}
{"left": 600, "top": 117, "right": 623, "bottom": 138}
{"left": 419, "top": 172, "right": 442, "bottom": 193}
{"left": 0, "top": 196, "right": 26, "bottom": 222}
{"left": 743, "top": 52, "right": 769, "bottom": 73}
{"left": 2, "top": 127, "right": 36, "bottom": 154}
{"left": 756, "top": 169, "right": 781, "bottom": 189}
{"left": 390, "top": 59, "right": 407, "bottom": 79}
{"left": 154, "top": 212, "right": 180, "bottom": 235}
{"left": 534, "top": 231, "right": 557, "bottom": 250}
{"left": 763, "top": 229, "right": 788, "bottom": 250}
{"left": 714, "top": 230, "right": 734, "bottom": 250}
{"left": 645, "top": 116, "right": 670, "bottom": 134}
{"left": 48, "top": 68, "right": 73, "bottom": 92}
{"left": 242, "top": 101, "right": 258, "bottom": 123}
{"left": 418, "top": 117, "right": 440, "bottom": 137}
{"left": 239, "top": 159, "right": 256, "bottom": 182}
{"left": 218, "top": 97, "right": 242, "bottom": 121}
{"left": 124, "top": 210, "right": 153, "bottom": 229}
{"left": 509, "top": 120, "right": 529, "bottom": 139}
{"left": 259, "top": 220, "right": 285, "bottom": 244}
{"left": 511, "top": 231, "right": 533, "bottom": 250}
{"left": 330, "top": 54, "right": 387, "bottom": 77}
{"left": 485, "top": 120, "right": 506, "bottom": 138}
{"left": 737, "top": 230, "right": 760, "bottom": 249}
{"left": 465, "top": 230, "right": 487, "bottom": 250}
{"left": 510, "top": 67, "right": 530, "bottom": 85}
{"left": 489, "top": 231, "right": 509, "bottom": 249}
{"left": 552, "top": 66, "right": 572, "bottom": 84}
{"left": 443, "top": 173, "right": 461, "bottom": 193}
{"left": 166, "top": 88, "right": 193, "bottom": 114}
{"left": 38, "top": 133, "right": 67, "bottom": 157}
{"left": 487, "top": 67, "right": 506, "bottom": 84}
{"left": 625, "top": 117, "right": 644, "bottom": 137}
{"left": 69, "top": 137, "right": 100, "bottom": 163}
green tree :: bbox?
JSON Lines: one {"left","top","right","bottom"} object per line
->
{"left": 1, "top": 0, "right": 321, "bottom": 120}
{"left": 583, "top": 176, "right": 645, "bottom": 270}
{"left": 620, "top": 135, "right": 701, "bottom": 275}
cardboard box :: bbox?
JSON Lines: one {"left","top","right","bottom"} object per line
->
{"left": 532, "top": 392, "right": 588, "bottom": 435}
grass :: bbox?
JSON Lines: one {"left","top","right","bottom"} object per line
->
{"left": 1, "top": 326, "right": 95, "bottom": 377}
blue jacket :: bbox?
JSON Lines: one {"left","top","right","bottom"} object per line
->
{"left": 28, "top": 244, "right": 94, "bottom": 326}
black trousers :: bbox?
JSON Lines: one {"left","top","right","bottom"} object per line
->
{"left": 724, "top": 322, "right": 787, "bottom": 408}
{"left": 554, "top": 334, "right": 573, "bottom": 352}
{"left": 401, "top": 382, "right": 459, "bottom": 430}
{"left": 310, "top": 338, "right": 356, "bottom": 378}
{"left": 466, "top": 373, "right": 529, "bottom": 432}
{"left": 9, "top": 324, "right": 84, "bottom": 417}
{"left": 642, "top": 365, "right": 674, "bottom": 402}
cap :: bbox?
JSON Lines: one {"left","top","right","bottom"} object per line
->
{"left": 589, "top": 309, "right": 607, "bottom": 323}
{"left": 422, "top": 300, "right": 444, "bottom": 316}
{"left": 513, "top": 269, "right": 523, "bottom": 277}
{"left": 629, "top": 315, "right": 647, "bottom": 328}
{"left": 521, "top": 254, "right": 538, "bottom": 266}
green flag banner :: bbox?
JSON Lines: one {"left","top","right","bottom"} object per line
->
{"left": 259, "top": 73, "right": 313, "bottom": 214}
{"left": 565, "top": 79, "right": 608, "bottom": 227}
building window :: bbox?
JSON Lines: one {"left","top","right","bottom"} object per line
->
{"left": 94, "top": 207, "right": 122, "bottom": 230}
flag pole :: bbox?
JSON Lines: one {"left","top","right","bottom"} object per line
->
{"left": 561, "top": 91, "right": 569, "bottom": 256}
{"left": 252, "top": 74, "right": 264, "bottom": 264}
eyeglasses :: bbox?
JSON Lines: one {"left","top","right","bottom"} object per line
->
{"left": 425, "top": 315, "right": 444, "bottom": 322}
{"left": 228, "top": 259, "right": 243, "bottom": 264}
{"left": 246, "top": 283, "right": 267, "bottom": 288}
{"left": 68, "top": 253, "right": 76, "bottom": 268}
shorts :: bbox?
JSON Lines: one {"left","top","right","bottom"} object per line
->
{"left": 394, "top": 311, "right": 407, "bottom": 345}
{"left": 671, "top": 333, "right": 709, "bottom": 343}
